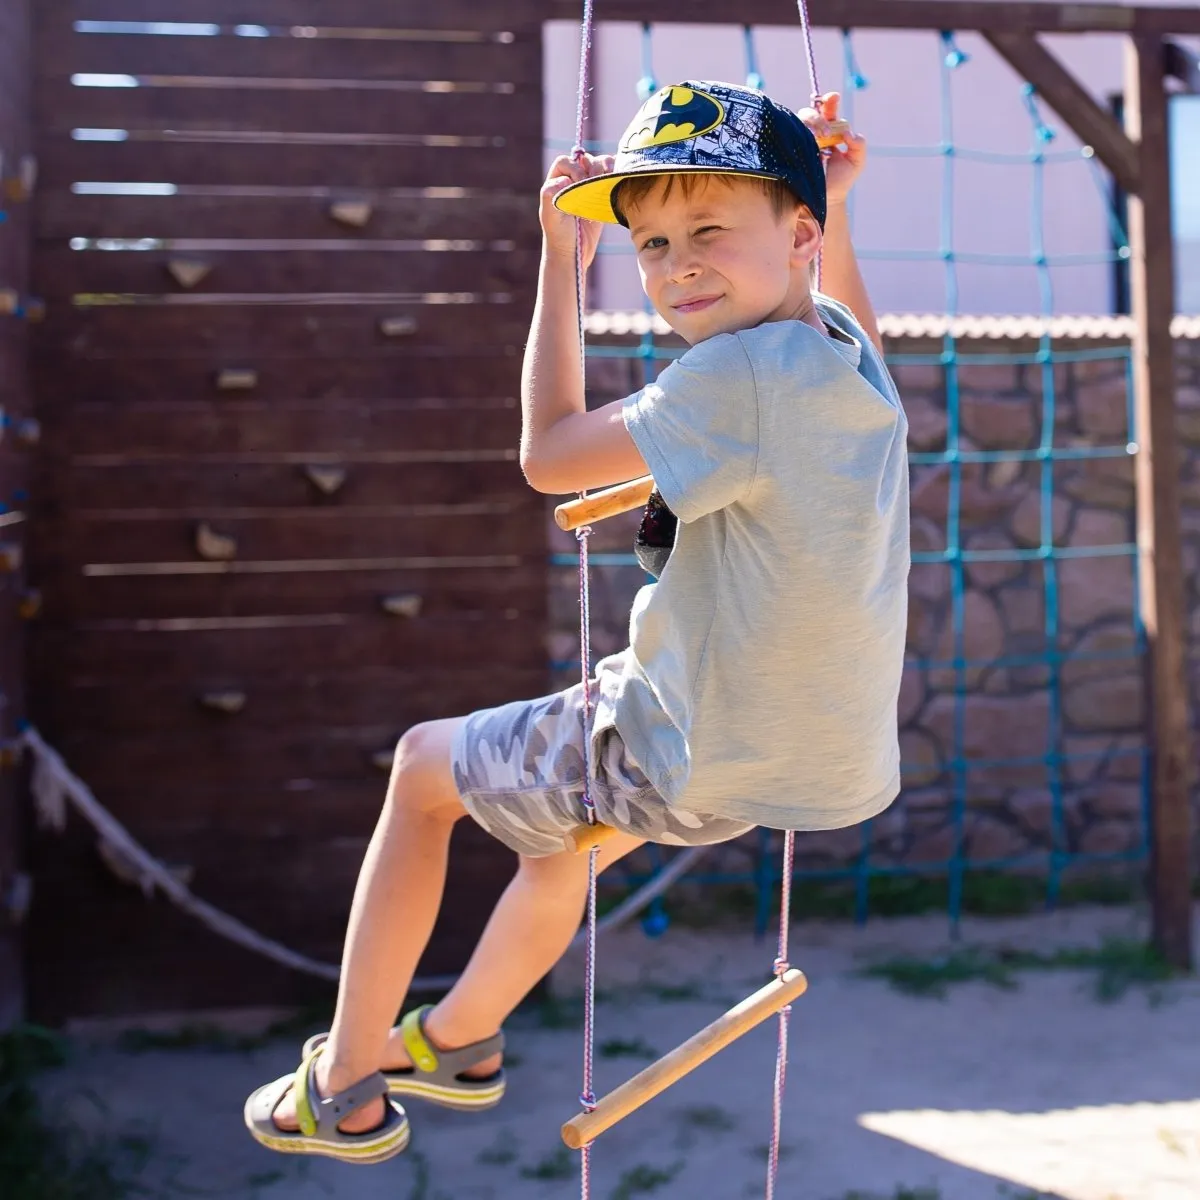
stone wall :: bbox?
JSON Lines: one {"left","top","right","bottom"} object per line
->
{"left": 549, "top": 332, "right": 1200, "bottom": 881}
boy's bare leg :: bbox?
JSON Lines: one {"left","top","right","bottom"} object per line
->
{"left": 271, "top": 717, "right": 467, "bottom": 1134}
{"left": 421, "top": 828, "right": 645, "bottom": 1073}
{"left": 271, "top": 715, "right": 643, "bottom": 1134}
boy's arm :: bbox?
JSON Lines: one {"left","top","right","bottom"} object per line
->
{"left": 820, "top": 200, "right": 882, "bottom": 355}
{"left": 520, "top": 153, "right": 649, "bottom": 495}
{"left": 803, "top": 93, "right": 883, "bottom": 355}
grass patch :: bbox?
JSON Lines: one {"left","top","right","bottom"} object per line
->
{"left": 677, "top": 1103, "right": 736, "bottom": 1132}
{"left": 477, "top": 1131, "right": 519, "bottom": 1167}
{"left": 645, "top": 868, "right": 1150, "bottom": 930}
{"left": 117, "top": 1004, "right": 331, "bottom": 1056}
{"left": 599, "top": 1037, "right": 657, "bottom": 1060}
{"left": 520, "top": 1146, "right": 574, "bottom": 1181}
{"left": 639, "top": 981, "right": 702, "bottom": 1003}
{"left": 862, "top": 937, "right": 1182, "bottom": 1001}
{"left": 531, "top": 993, "right": 585, "bottom": 1031}
{"left": 610, "top": 1161, "right": 684, "bottom": 1198}
{"left": 1, "top": 1024, "right": 150, "bottom": 1200}
{"left": 835, "top": 1189, "right": 942, "bottom": 1200}
{"left": 246, "top": 1169, "right": 285, "bottom": 1188}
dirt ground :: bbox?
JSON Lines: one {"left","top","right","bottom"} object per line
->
{"left": 42, "top": 903, "right": 1200, "bottom": 1200}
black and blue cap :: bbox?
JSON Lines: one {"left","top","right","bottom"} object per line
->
{"left": 554, "top": 80, "right": 827, "bottom": 229}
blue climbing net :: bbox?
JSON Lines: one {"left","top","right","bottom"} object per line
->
{"left": 549, "top": 24, "right": 1147, "bottom": 932}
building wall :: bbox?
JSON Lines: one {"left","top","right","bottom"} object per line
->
{"left": 545, "top": 18, "right": 1200, "bottom": 317}
{"left": 550, "top": 334, "right": 1200, "bottom": 879}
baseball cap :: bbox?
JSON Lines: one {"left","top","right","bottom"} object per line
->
{"left": 554, "top": 80, "right": 827, "bottom": 229}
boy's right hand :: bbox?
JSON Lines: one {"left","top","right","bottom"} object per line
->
{"left": 540, "top": 152, "right": 614, "bottom": 270}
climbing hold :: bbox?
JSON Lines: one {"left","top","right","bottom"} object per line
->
{"left": 216, "top": 368, "right": 258, "bottom": 391}
{"left": 98, "top": 838, "right": 194, "bottom": 894}
{"left": 303, "top": 464, "right": 347, "bottom": 496}
{"left": 329, "top": 199, "right": 373, "bottom": 228}
{"left": 8, "top": 415, "right": 40, "bottom": 446}
{"left": 1, "top": 154, "right": 36, "bottom": 203}
{"left": 198, "top": 690, "right": 246, "bottom": 714}
{"left": 0, "top": 290, "right": 44, "bottom": 321}
{"left": 379, "top": 316, "right": 418, "bottom": 338}
{"left": 1, "top": 871, "right": 32, "bottom": 927}
{"left": 0, "top": 543, "right": 23, "bottom": 573}
{"left": 167, "top": 258, "right": 212, "bottom": 289}
{"left": 194, "top": 522, "right": 237, "bottom": 561}
{"left": 380, "top": 593, "right": 422, "bottom": 619}
{"left": 17, "top": 588, "right": 42, "bottom": 620}
{"left": 370, "top": 748, "right": 395, "bottom": 772}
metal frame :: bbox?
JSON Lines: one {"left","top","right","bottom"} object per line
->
{"left": 541, "top": 0, "right": 1195, "bottom": 968}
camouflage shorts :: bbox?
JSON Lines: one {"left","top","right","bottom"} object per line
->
{"left": 451, "top": 651, "right": 753, "bottom": 858}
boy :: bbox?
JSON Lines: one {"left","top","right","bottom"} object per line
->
{"left": 245, "top": 80, "right": 909, "bottom": 1162}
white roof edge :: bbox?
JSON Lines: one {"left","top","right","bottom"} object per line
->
{"left": 584, "top": 310, "right": 1200, "bottom": 340}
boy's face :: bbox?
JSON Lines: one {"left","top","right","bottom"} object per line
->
{"left": 625, "top": 175, "right": 820, "bottom": 345}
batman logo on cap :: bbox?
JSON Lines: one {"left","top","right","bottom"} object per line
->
{"left": 619, "top": 86, "right": 725, "bottom": 153}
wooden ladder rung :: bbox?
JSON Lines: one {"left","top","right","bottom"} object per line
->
{"left": 561, "top": 967, "right": 808, "bottom": 1150}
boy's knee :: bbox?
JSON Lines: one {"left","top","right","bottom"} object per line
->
{"left": 385, "top": 719, "right": 464, "bottom": 821}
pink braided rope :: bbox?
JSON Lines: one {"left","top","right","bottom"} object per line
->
{"left": 570, "top": 6, "right": 599, "bottom": 1199}
{"left": 766, "top": 830, "right": 797, "bottom": 1198}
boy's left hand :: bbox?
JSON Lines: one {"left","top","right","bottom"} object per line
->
{"left": 799, "top": 92, "right": 867, "bottom": 207}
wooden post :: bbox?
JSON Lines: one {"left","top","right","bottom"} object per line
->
{"left": 1125, "top": 36, "right": 1194, "bottom": 970}
{"left": 0, "top": 0, "right": 32, "bottom": 1029}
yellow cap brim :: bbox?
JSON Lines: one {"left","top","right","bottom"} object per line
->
{"left": 554, "top": 165, "right": 781, "bottom": 225}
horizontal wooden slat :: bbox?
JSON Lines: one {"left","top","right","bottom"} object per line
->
{"left": 37, "top": 135, "right": 542, "bottom": 190}
{"left": 37, "top": 560, "right": 545, "bottom": 621}
{"left": 30, "top": 351, "right": 527, "bottom": 400}
{"left": 39, "top": 0, "right": 547, "bottom": 32}
{"left": 30, "top": 304, "right": 534, "bottom": 357}
{"left": 35, "top": 189, "right": 537, "bottom": 241}
{"left": 30, "top": 615, "right": 546, "bottom": 681}
{"left": 31, "top": 664, "right": 551, "bottom": 737}
{"left": 36, "top": 506, "right": 537, "bottom": 566}
{"left": 37, "top": 80, "right": 540, "bottom": 139}
{"left": 44, "top": 456, "right": 524, "bottom": 511}
{"left": 35, "top": 245, "right": 537, "bottom": 299}
{"left": 38, "top": 400, "right": 519, "bottom": 455}
{"left": 36, "top": 26, "right": 541, "bottom": 84}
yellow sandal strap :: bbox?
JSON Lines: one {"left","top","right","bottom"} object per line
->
{"left": 399, "top": 1006, "right": 440, "bottom": 1074}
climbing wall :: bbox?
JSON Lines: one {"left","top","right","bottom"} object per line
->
{"left": 25, "top": 1, "right": 548, "bottom": 1019}
{"left": 0, "top": 0, "right": 34, "bottom": 1026}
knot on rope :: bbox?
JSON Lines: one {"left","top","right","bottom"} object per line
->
{"left": 579, "top": 1090, "right": 597, "bottom": 1112}
{"left": 773, "top": 956, "right": 790, "bottom": 978}
{"left": 575, "top": 524, "right": 593, "bottom": 542}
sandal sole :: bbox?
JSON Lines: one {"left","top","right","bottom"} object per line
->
{"left": 243, "top": 1088, "right": 411, "bottom": 1165}
{"left": 302, "top": 1033, "right": 506, "bottom": 1111}
{"left": 388, "top": 1077, "right": 506, "bottom": 1111}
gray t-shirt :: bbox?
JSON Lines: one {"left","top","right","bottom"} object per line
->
{"left": 595, "top": 294, "right": 910, "bottom": 831}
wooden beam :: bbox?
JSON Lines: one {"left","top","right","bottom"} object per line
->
{"left": 542, "top": 1, "right": 1200, "bottom": 36}
{"left": 983, "top": 32, "right": 1139, "bottom": 195}
{"left": 0, "top": 0, "right": 31, "bottom": 1030}
{"left": 1125, "top": 35, "right": 1194, "bottom": 972}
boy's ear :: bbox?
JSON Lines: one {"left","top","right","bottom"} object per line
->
{"left": 790, "top": 206, "right": 822, "bottom": 267}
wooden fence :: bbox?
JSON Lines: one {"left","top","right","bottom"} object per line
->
{"left": 22, "top": 1, "right": 549, "bottom": 1020}
{"left": 0, "top": 0, "right": 34, "bottom": 1027}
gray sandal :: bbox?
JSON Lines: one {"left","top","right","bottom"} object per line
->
{"left": 244, "top": 1048, "right": 411, "bottom": 1164}
{"left": 302, "top": 1006, "right": 506, "bottom": 1112}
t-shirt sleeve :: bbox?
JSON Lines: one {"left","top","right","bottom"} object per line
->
{"left": 621, "top": 333, "right": 759, "bottom": 523}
